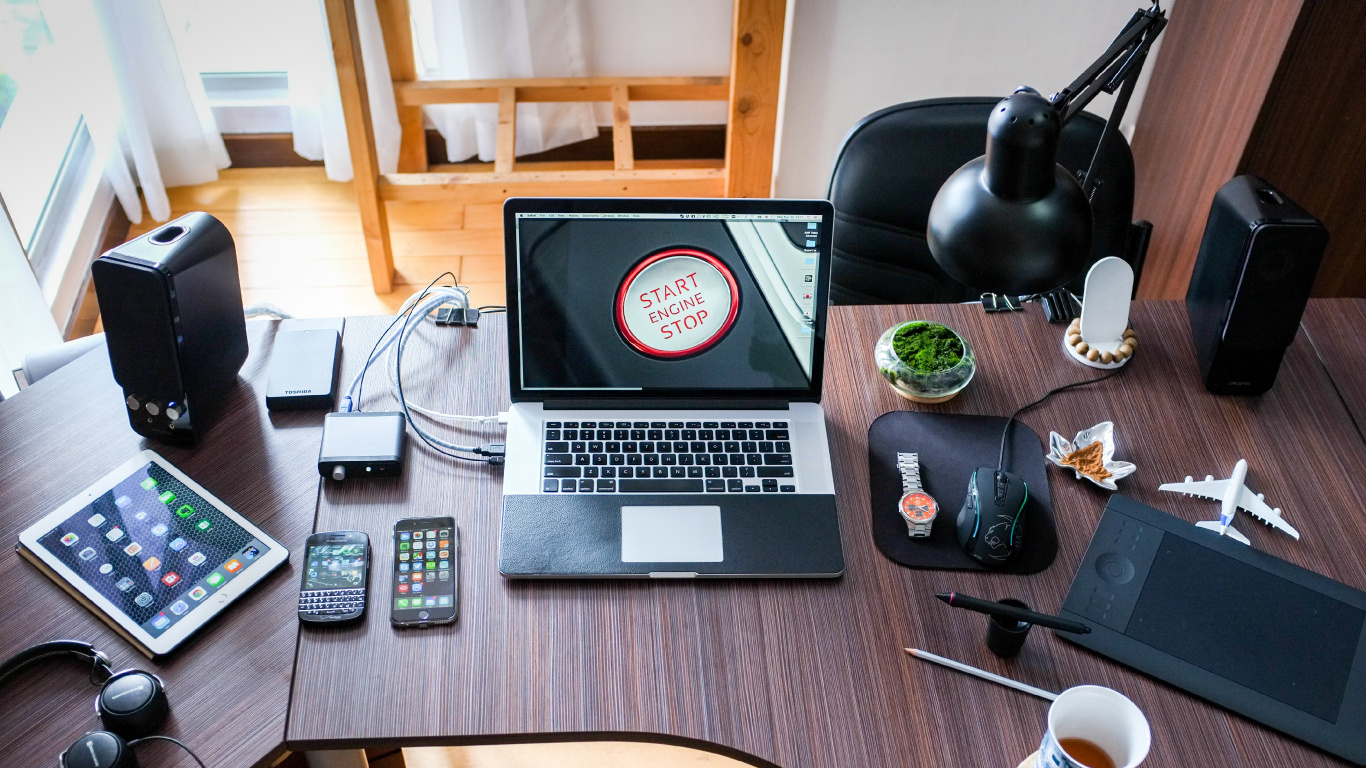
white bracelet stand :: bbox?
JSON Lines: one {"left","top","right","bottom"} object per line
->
{"left": 1064, "top": 256, "right": 1136, "bottom": 369}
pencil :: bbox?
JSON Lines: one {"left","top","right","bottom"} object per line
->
{"left": 936, "top": 592, "right": 1092, "bottom": 634}
{"left": 904, "top": 647, "right": 1058, "bottom": 701}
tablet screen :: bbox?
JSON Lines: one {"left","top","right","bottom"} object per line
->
{"left": 1126, "top": 534, "right": 1365, "bottom": 722}
{"left": 35, "top": 461, "right": 271, "bottom": 639}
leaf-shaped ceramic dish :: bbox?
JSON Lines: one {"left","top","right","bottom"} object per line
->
{"left": 1046, "top": 421, "right": 1136, "bottom": 491}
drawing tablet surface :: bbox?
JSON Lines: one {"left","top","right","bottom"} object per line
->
{"left": 17, "top": 450, "right": 288, "bottom": 657}
{"left": 1061, "top": 495, "right": 1366, "bottom": 764}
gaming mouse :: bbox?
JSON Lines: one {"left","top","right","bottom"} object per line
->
{"left": 956, "top": 467, "right": 1028, "bottom": 568}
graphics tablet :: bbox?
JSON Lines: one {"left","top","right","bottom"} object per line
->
{"left": 17, "top": 450, "right": 288, "bottom": 658}
{"left": 1060, "top": 495, "right": 1366, "bottom": 764}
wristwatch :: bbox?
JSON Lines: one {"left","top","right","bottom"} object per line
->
{"left": 896, "top": 452, "right": 938, "bottom": 538}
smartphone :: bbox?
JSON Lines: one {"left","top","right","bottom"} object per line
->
{"left": 391, "top": 516, "right": 458, "bottom": 627}
{"left": 298, "top": 530, "right": 370, "bottom": 624}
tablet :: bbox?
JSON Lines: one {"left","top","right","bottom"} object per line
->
{"left": 1060, "top": 495, "right": 1366, "bottom": 764}
{"left": 17, "top": 450, "right": 288, "bottom": 658}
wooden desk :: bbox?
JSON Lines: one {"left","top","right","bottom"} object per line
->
{"left": 287, "top": 300, "right": 1366, "bottom": 768}
{"left": 0, "top": 321, "right": 323, "bottom": 768}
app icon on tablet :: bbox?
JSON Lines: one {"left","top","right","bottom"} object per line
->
{"left": 134, "top": 511, "right": 148, "bottom": 521}
{"left": 99, "top": 564, "right": 114, "bottom": 575}
{"left": 224, "top": 559, "right": 242, "bottom": 574}
{"left": 206, "top": 572, "right": 224, "bottom": 587}
{"left": 187, "top": 552, "right": 206, "bottom": 566}
{"left": 79, "top": 547, "right": 97, "bottom": 561}
{"left": 169, "top": 538, "right": 188, "bottom": 552}
{"left": 196, "top": 519, "right": 212, "bottom": 532}
{"left": 161, "top": 572, "right": 180, "bottom": 586}
{"left": 169, "top": 600, "right": 189, "bottom": 615}
{"left": 143, "top": 556, "right": 161, "bottom": 571}
{"left": 175, "top": 504, "right": 193, "bottom": 518}
{"left": 123, "top": 542, "right": 142, "bottom": 557}
{"left": 140, "top": 477, "right": 157, "bottom": 490}
{"left": 243, "top": 546, "right": 259, "bottom": 560}
{"left": 115, "top": 577, "right": 134, "bottom": 592}
{"left": 88, "top": 514, "right": 106, "bottom": 527}
{"left": 188, "top": 586, "right": 207, "bottom": 601}
{"left": 115, "top": 496, "right": 131, "bottom": 508}
{"left": 105, "top": 528, "right": 124, "bottom": 542}
{"left": 61, "top": 533, "right": 79, "bottom": 546}
{"left": 151, "top": 614, "right": 170, "bottom": 629}
{"left": 135, "top": 592, "right": 154, "bottom": 607}
{"left": 151, "top": 524, "right": 168, "bottom": 537}
{"left": 159, "top": 491, "right": 175, "bottom": 504}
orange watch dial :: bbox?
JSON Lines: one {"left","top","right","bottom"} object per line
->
{"left": 899, "top": 492, "right": 938, "bottom": 522}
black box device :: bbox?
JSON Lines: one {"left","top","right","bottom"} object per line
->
{"left": 1060, "top": 495, "right": 1366, "bottom": 764}
{"left": 266, "top": 319, "right": 344, "bottom": 411}
{"left": 318, "top": 412, "right": 406, "bottom": 481}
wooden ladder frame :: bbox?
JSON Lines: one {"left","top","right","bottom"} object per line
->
{"left": 323, "top": 0, "right": 787, "bottom": 293}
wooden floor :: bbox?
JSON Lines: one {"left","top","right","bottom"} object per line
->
{"left": 124, "top": 167, "right": 508, "bottom": 317}
{"left": 118, "top": 167, "right": 743, "bottom": 768}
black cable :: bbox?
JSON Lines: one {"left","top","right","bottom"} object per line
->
{"left": 394, "top": 278, "right": 494, "bottom": 464}
{"left": 354, "top": 272, "right": 457, "bottom": 411}
{"left": 128, "top": 736, "right": 206, "bottom": 768}
{"left": 997, "top": 366, "right": 1126, "bottom": 471}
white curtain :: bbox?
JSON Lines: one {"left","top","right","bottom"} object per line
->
{"left": 291, "top": 0, "right": 598, "bottom": 180}
{"left": 45, "top": 0, "right": 229, "bottom": 224}
{"left": 289, "top": 0, "right": 401, "bottom": 181}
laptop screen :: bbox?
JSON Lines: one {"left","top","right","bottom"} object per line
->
{"left": 505, "top": 198, "right": 832, "bottom": 401}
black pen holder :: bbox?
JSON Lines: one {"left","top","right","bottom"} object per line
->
{"left": 985, "top": 598, "right": 1033, "bottom": 657}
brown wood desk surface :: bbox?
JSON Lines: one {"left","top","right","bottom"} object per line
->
{"left": 0, "top": 321, "right": 322, "bottom": 768}
{"left": 287, "top": 300, "right": 1366, "bottom": 767}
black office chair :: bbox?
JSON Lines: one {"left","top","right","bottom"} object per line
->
{"left": 825, "top": 97, "right": 1151, "bottom": 305}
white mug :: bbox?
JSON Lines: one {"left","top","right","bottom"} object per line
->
{"left": 1037, "top": 685, "right": 1151, "bottom": 768}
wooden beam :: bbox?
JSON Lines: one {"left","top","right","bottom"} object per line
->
{"left": 379, "top": 167, "right": 726, "bottom": 203}
{"left": 395, "top": 77, "right": 730, "bottom": 106}
{"left": 611, "top": 85, "right": 634, "bottom": 171}
{"left": 495, "top": 86, "right": 516, "bottom": 173}
{"left": 375, "top": 0, "right": 427, "bottom": 172}
{"left": 323, "top": 0, "right": 394, "bottom": 293}
{"left": 724, "top": 0, "right": 786, "bottom": 198}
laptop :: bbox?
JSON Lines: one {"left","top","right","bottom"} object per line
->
{"left": 499, "top": 197, "right": 844, "bottom": 578}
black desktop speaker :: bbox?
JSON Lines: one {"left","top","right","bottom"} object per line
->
{"left": 92, "top": 212, "right": 248, "bottom": 445}
{"left": 1185, "top": 175, "right": 1327, "bottom": 396}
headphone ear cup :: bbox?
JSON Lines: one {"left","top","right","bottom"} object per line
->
{"left": 61, "top": 731, "right": 138, "bottom": 768}
{"left": 96, "top": 671, "right": 169, "bottom": 739}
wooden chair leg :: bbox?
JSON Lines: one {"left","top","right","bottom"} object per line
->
{"left": 725, "top": 0, "right": 786, "bottom": 198}
{"left": 496, "top": 87, "right": 517, "bottom": 174}
{"left": 324, "top": 0, "right": 395, "bottom": 294}
{"left": 375, "top": 0, "right": 428, "bottom": 172}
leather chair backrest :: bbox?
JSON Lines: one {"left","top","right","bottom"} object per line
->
{"left": 826, "top": 97, "right": 1136, "bottom": 305}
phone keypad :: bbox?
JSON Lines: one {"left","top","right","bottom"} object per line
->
{"left": 299, "top": 588, "right": 365, "bottom": 616}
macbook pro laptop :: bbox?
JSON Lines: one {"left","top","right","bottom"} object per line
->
{"left": 499, "top": 197, "right": 844, "bottom": 578}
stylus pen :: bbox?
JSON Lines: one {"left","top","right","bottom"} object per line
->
{"left": 936, "top": 592, "right": 1092, "bottom": 634}
{"left": 905, "top": 648, "right": 1058, "bottom": 702}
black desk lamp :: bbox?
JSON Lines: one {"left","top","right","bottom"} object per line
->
{"left": 928, "top": 2, "right": 1167, "bottom": 296}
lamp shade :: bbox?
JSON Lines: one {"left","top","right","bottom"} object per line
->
{"left": 927, "top": 89, "right": 1093, "bottom": 295}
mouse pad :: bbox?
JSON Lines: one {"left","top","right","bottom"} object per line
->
{"left": 868, "top": 411, "right": 1057, "bottom": 573}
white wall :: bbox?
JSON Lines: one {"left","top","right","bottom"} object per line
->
{"left": 774, "top": 0, "right": 1169, "bottom": 197}
{"left": 580, "top": 0, "right": 733, "bottom": 127}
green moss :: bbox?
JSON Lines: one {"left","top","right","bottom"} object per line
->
{"left": 892, "top": 322, "right": 963, "bottom": 374}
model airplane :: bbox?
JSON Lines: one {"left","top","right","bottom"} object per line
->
{"left": 1158, "top": 458, "right": 1299, "bottom": 544}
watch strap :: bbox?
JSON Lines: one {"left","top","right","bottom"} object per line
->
{"left": 897, "top": 452, "right": 922, "bottom": 495}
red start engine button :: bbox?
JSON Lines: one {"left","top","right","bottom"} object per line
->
{"left": 615, "top": 248, "right": 740, "bottom": 358}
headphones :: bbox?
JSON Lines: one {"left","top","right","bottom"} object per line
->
{"left": 0, "top": 640, "right": 170, "bottom": 768}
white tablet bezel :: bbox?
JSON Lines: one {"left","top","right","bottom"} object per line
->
{"left": 17, "top": 449, "right": 289, "bottom": 657}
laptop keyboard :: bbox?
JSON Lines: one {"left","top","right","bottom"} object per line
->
{"left": 541, "top": 420, "right": 796, "bottom": 494}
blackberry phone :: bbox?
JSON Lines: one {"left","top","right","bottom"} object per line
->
{"left": 298, "top": 530, "right": 369, "bottom": 624}
{"left": 392, "top": 516, "right": 458, "bottom": 627}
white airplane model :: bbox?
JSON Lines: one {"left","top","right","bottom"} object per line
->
{"left": 1158, "top": 458, "right": 1299, "bottom": 544}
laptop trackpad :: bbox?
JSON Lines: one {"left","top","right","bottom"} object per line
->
{"left": 621, "top": 506, "right": 724, "bottom": 562}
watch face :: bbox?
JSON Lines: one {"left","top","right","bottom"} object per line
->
{"left": 899, "top": 492, "right": 938, "bottom": 523}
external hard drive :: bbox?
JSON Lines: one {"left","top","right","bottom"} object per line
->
{"left": 266, "top": 319, "right": 344, "bottom": 411}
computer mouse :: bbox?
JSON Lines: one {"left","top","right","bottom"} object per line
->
{"left": 956, "top": 467, "right": 1028, "bottom": 568}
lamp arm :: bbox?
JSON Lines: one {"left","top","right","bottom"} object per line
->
{"left": 1048, "top": 2, "right": 1167, "bottom": 197}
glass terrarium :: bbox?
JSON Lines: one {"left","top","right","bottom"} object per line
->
{"left": 874, "top": 321, "right": 976, "bottom": 403}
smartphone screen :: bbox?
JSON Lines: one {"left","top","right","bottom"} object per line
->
{"left": 392, "top": 516, "right": 457, "bottom": 625}
{"left": 299, "top": 530, "right": 369, "bottom": 624}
